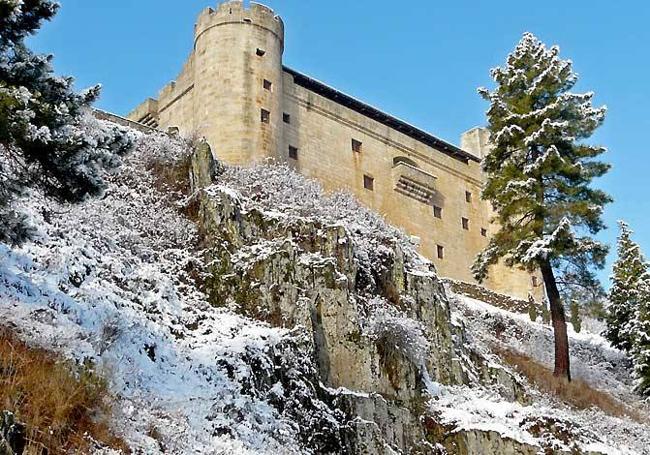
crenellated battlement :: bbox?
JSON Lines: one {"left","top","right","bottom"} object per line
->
{"left": 194, "top": 1, "right": 284, "bottom": 49}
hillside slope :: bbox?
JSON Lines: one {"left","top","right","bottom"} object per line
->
{"left": 1, "top": 126, "right": 648, "bottom": 454}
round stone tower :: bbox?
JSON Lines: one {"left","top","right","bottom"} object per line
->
{"left": 193, "top": 1, "right": 284, "bottom": 165}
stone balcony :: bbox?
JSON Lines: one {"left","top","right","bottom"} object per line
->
{"left": 391, "top": 160, "right": 437, "bottom": 204}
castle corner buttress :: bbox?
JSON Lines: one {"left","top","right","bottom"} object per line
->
{"left": 128, "top": 0, "right": 544, "bottom": 301}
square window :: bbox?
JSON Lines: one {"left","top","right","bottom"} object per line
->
{"left": 260, "top": 108, "right": 270, "bottom": 124}
{"left": 352, "top": 138, "right": 363, "bottom": 153}
{"left": 363, "top": 174, "right": 374, "bottom": 191}
{"left": 263, "top": 79, "right": 272, "bottom": 91}
{"left": 256, "top": 48, "right": 266, "bottom": 57}
{"left": 437, "top": 245, "right": 444, "bottom": 259}
{"left": 288, "top": 145, "right": 298, "bottom": 160}
{"left": 462, "top": 217, "right": 469, "bottom": 230}
{"left": 480, "top": 227, "right": 487, "bottom": 237}
{"left": 465, "top": 191, "right": 473, "bottom": 203}
{"left": 283, "top": 113, "right": 291, "bottom": 124}
{"left": 433, "top": 206, "right": 442, "bottom": 219}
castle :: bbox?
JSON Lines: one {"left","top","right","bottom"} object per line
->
{"left": 128, "top": 0, "right": 542, "bottom": 300}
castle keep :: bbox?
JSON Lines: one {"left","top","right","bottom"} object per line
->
{"left": 128, "top": 1, "right": 542, "bottom": 300}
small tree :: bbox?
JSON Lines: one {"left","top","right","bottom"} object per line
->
{"left": 528, "top": 294, "right": 539, "bottom": 322}
{"left": 541, "top": 299, "right": 551, "bottom": 325}
{"left": 631, "top": 286, "right": 650, "bottom": 395}
{"left": 0, "top": 0, "right": 132, "bottom": 244}
{"left": 604, "top": 222, "right": 650, "bottom": 395}
{"left": 473, "top": 33, "right": 611, "bottom": 381}
{"left": 569, "top": 301, "right": 582, "bottom": 333}
{"left": 604, "top": 221, "right": 649, "bottom": 351}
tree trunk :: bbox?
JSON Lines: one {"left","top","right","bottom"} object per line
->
{"left": 539, "top": 259, "right": 571, "bottom": 381}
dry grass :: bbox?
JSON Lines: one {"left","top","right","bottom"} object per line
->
{"left": 0, "top": 328, "right": 129, "bottom": 454}
{"left": 496, "top": 347, "right": 647, "bottom": 424}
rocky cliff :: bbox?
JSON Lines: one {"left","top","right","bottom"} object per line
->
{"left": 1, "top": 130, "right": 647, "bottom": 454}
{"left": 185, "top": 141, "right": 642, "bottom": 454}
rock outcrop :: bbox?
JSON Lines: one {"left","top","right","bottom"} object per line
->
{"left": 187, "top": 143, "right": 544, "bottom": 454}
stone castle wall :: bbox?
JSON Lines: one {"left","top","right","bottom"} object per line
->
{"left": 128, "top": 0, "right": 543, "bottom": 300}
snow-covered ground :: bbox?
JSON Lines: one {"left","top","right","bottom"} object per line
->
{"left": 431, "top": 292, "right": 650, "bottom": 454}
{"left": 0, "top": 133, "right": 333, "bottom": 454}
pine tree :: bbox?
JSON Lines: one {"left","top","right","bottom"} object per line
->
{"left": 528, "top": 294, "right": 539, "bottom": 322}
{"left": 604, "top": 221, "right": 649, "bottom": 351}
{"left": 631, "top": 284, "right": 650, "bottom": 395}
{"left": 604, "top": 221, "right": 650, "bottom": 395}
{"left": 541, "top": 299, "right": 551, "bottom": 325}
{"left": 473, "top": 33, "right": 611, "bottom": 381}
{"left": 0, "top": 0, "right": 133, "bottom": 244}
{"left": 569, "top": 301, "right": 581, "bottom": 333}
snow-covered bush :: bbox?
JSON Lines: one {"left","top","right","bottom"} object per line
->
{"left": 219, "top": 162, "right": 419, "bottom": 284}
{"left": 363, "top": 298, "right": 430, "bottom": 367}
{"left": 0, "top": 1, "right": 135, "bottom": 244}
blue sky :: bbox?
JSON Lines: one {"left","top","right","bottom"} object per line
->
{"left": 31, "top": 0, "right": 650, "bottom": 284}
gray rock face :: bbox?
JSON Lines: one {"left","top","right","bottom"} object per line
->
{"left": 186, "top": 145, "right": 589, "bottom": 454}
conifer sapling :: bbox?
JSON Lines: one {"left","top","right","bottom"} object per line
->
{"left": 605, "top": 221, "right": 648, "bottom": 351}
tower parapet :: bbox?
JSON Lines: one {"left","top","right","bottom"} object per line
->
{"left": 195, "top": 2, "right": 284, "bottom": 50}
{"left": 191, "top": 1, "right": 285, "bottom": 165}
{"left": 128, "top": 1, "right": 284, "bottom": 165}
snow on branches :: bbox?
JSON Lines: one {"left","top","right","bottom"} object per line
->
{"left": 363, "top": 297, "right": 431, "bottom": 368}
{"left": 218, "top": 162, "right": 421, "bottom": 282}
{"left": 473, "top": 32, "right": 610, "bottom": 287}
{"left": 0, "top": 0, "right": 135, "bottom": 244}
{"left": 605, "top": 221, "right": 650, "bottom": 395}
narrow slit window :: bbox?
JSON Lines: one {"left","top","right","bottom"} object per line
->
{"left": 465, "top": 191, "right": 473, "bottom": 203}
{"left": 480, "top": 227, "right": 487, "bottom": 237}
{"left": 532, "top": 276, "right": 539, "bottom": 287}
{"left": 288, "top": 145, "right": 298, "bottom": 160}
{"left": 283, "top": 113, "right": 291, "bottom": 124}
{"left": 256, "top": 48, "right": 266, "bottom": 57}
{"left": 437, "top": 245, "right": 444, "bottom": 259}
{"left": 243, "top": 17, "right": 252, "bottom": 23}
{"left": 260, "top": 108, "right": 270, "bottom": 124}
{"left": 462, "top": 217, "right": 469, "bottom": 230}
{"left": 352, "top": 138, "right": 362, "bottom": 153}
{"left": 363, "top": 174, "right": 374, "bottom": 191}
{"left": 263, "top": 79, "right": 272, "bottom": 91}
{"left": 433, "top": 206, "right": 442, "bottom": 219}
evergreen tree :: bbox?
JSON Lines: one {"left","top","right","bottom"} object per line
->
{"left": 528, "top": 294, "right": 539, "bottom": 322}
{"left": 569, "top": 301, "right": 581, "bottom": 333}
{"left": 631, "top": 284, "right": 650, "bottom": 395}
{"left": 541, "top": 299, "right": 551, "bottom": 325}
{"left": 604, "top": 221, "right": 648, "bottom": 351}
{"left": 604, "top": 221, "right": 650, "bottom": 395}
{"left": 473, "top": 33, "right": 611, "bottom": 381}
{"left": 0, "top": 0, "right": 132, "bottom": 244}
